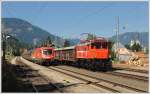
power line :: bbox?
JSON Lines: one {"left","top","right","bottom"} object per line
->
{"left": 65, "top": 3, "right": 146, "bottom": 38}
{"left": 78, "top": 3, "right": 114, "bottom": 23}
{"left": 61, "top": 3, "right": 115, "bottom": 38}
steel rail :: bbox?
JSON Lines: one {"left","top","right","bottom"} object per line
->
{"left": 48, "top": 67, "right": 120, "bottom": 93}
{"left": 123, "top": 68, "right": 148, "bottom": 74}
{"left": 21, "top": 55, "right": 147, "bottom": 92}
{"left": 113, "top": 67, "right": 148, "bottom": 74}
{"left": 105, "top": 71, "right": 148, "bottom": 82}
{"left": 53, "top": 66, "right": 147, "bottom": 93}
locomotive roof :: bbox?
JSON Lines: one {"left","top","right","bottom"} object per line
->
{"left": 77, "top": 39, "right": 108, "bottom": 46}
{"left": 55, "top": 46, "right": 75, "bottom": 51}
{"left": 40, "top": 47, "right": 53, "bottom": 49}
{"left": 76, "top": 42, "right": 91, "bottom": 46}
{"left": 55, "top": 38, "right": 108, "bottom": 51}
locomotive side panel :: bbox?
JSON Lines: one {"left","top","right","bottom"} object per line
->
{"left": 76, "top": 44, "right": 109, "bottom": 59}
{"left": 76, "top": 45, "right": 89, "bottom": 59}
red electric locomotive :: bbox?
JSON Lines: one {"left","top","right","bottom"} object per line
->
{"left": 54, "top": 37, "right": 111, "bottom": 70}
{"left": 31, "top": 47, "right": 54, "bottom": 65}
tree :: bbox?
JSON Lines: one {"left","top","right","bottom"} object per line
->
{"left": 108, "top": 40, "right": 116, "bottom": 60}
{"left": 46, "top": 36, "right": 52, "bottom": 45}
{"left": 5, "top": 36, "right": 21, "bottom": 56}
{"left": 131, "top": 42, "right": 142, "bottom": 52}
{"left": 41, "top": 36, "right": 52, "bottom": 47}
{"left": 125, "top": 44, "right": 130, "bottom": 50}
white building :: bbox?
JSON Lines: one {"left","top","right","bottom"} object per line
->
{"left": 112, "top": 42, "right": 131, "bottom": 61}
{"left": 130, "top": 39, "right": 141, "bottom": 47}
{"left": 135, "top": 39, "right": 140, "bottom": 45}
{"left": 130, "top": 40, "right": 135, "bottom": 47}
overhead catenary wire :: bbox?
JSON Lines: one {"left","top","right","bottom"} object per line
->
{"left": 61, "top": 3, "right": 115, "bottom": 38}
{"left": 60, "top": 3, "right": 145, "bottom": 39}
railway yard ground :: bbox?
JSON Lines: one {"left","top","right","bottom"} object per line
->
{"left": 112, "top": 51, "right": 148, "bottom": 72}
{"left": 2, "top": 56, "right": 149, "bottom": 93}
{"left": 112, "top": 63, "right": 148, "bottom": 74}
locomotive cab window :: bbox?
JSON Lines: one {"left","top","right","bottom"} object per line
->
{"left": 91, "top": 42, "right": 108, "bottom": 49}
{"left": 43, "top": 49, "right": 52, "bottom": 55}
{"left": 102, "top": 42, "right": 108, "bottom": 48}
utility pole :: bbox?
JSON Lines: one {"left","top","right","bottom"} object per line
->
{"left": 116, "top": 16, "right": 120, "bottom": 61}
{"left": 2, "top": 33, "right": 10, "bottom": 61}
{"left": 2, "top": 34, "right": 6, "bottom": 61}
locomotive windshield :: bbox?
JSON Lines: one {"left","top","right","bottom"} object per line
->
{"left": 91, "top": 42, "right": 108, "bottom": 49}
{"left": 43, "top": 49, "right": 52, "bottom": 55}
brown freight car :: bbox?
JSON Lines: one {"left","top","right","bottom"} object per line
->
{"left": 54, "top": 46, "right": 76, "bottom": 61}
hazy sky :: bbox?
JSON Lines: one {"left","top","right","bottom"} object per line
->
{"left": 2, "top": 1, "right": 149, "bottom": 39}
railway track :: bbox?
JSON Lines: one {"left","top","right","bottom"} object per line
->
{"left": 123, "top": 68, "right": 148, "bottom": 74}
{"left": 48, "top": 67, "right": 120, "bottom": 93}
{"left": 105, "top": 71, "right": 148, "bottom": 82}
{"left": 113, "top": 67, "right": 148, "bottom": 74}
{"left": 21, "top": 57, "right": 148, "bottom": 92}
{"left": 49, "top": 66, "right": 147, "bottom": 93}
{"left": 22, "top": 55, "right": 148, "bottom": 75}
{"left": 16, "top": 57, "right": 64, "bottom": 92}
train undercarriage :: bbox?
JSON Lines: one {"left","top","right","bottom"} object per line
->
{"left": 56, "top": 59, "right": 112, "bottom": 71}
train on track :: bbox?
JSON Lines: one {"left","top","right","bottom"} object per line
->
{"left": 31, "top": 47, "right": 54, "bottom": 64}
{"left": 22, "top": 37, "right": 112, "bottom": 71}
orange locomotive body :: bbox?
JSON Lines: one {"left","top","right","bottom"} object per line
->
{"left": 54, "top": 37, "right": 111, "bottom": 70}
{"left": 76, "top": 37, "right": 109, "bottom": 59}
{"left": 31, "top": 47, "right": 54, "bottom": 65}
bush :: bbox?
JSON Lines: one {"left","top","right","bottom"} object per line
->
{"left": 110, "top": 51, "right": 116, "bottom": 60}
{"left": 131, "top": 43, "right": 142, "bottom": 52}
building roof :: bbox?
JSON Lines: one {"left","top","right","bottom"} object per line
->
{"left": 76, "top": 42, "right": 91, "bottom": 46}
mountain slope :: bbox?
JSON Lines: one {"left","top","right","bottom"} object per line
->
{"left": 2, "top": 18, "right": 65, "bottom": 47}
{"left": 110, "top": 32, "right": 149, "bottom": 47}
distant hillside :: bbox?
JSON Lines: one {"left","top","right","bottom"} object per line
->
{"left": 2, "top": 18, "right": 65, "bottom": 47}
{"left": 109, "top": 32, "right": 149, "bottom": 47}
{"left": 66, "top": 38, "right": 80, "bottom": 45}
{"left": 68, "top": 32, "right": 149, "bottom": 47}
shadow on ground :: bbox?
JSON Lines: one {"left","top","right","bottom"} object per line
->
{"left": 2, "top": 59, "right": 70, "bottom": 92}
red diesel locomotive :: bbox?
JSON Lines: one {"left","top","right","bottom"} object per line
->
{"left": 54, "top": 37, "right": 111, "bottom": 70}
